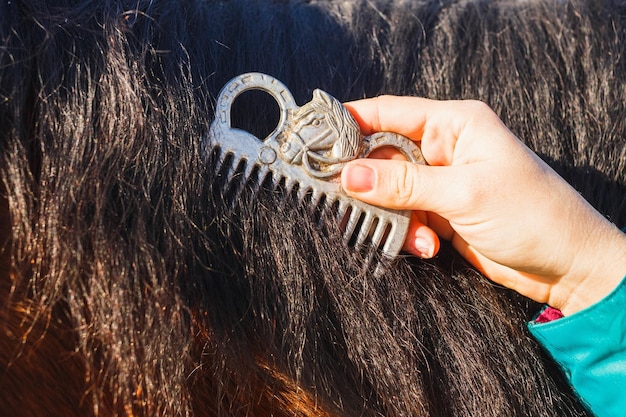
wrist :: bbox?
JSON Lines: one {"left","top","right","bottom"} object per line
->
{"left": 554, "top": 224, "right": 626, "bottom": 316}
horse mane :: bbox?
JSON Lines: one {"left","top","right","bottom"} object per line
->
{"left": 1, "top": 0, "right": 623, "bottom": 415}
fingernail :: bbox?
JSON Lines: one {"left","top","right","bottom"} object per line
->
{"left": 343, "top": 164, "right": 375, "bottom": 192}
{"left": 413, "top": 238, "right": 433, "bottom": 258}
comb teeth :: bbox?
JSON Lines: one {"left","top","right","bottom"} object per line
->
{"left": 211, "top": 140, "right": 400, "bottom": 261}
{"left": 209, "top": 140, "right": 409, "bottom": 274}
{"left": 338, "top": 207, "right": 394, "bottom": 253}
{"left": 354, "top": 212, "right": 373, "bottom": 248}
{"left": 343, "top": 206, "right": 361, "bottom": 246}
{"left": 211, "top": 146, "right": 252, "bottom": 208}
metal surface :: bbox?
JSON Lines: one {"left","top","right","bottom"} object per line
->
{"left": 205, "top": 72, "right": 426, "bottom": 271}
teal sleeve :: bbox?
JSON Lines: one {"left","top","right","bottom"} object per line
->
{"left": 528, "top": 276, "right": 626, "bottom": 417}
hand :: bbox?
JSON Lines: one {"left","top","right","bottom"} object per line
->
{"left": 341, "top": 96, "right": 626, "bottom": 315}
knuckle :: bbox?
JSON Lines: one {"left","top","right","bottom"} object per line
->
{"left": 373, "top": 95, "right": 396, "bottom": 131}
{"left": 392, "top": 162, "right": 419, "bottom": 208}
{"left": 463, "top": 99, "right": 493, "bottom": 115}
{"left": 462, "top": 100, "right": 500, "bottom": 124}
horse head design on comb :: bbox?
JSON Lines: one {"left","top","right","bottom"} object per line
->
{"left": 278, "top": 89, "right": 361, "bottom": 178}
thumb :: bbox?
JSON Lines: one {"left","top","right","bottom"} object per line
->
{"left": 341, "top": 159, "right": 461, "bottom": 215}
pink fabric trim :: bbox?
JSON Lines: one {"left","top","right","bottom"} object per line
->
{"left": 535, "top": 307, "right": 564, "bottom": 323}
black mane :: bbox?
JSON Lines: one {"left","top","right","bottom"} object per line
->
{"left": 1, "top": 1, "right": 623, "bottom": 416}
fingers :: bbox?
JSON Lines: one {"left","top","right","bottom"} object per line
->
{"left": 344, "top": 96, "right": 501, "bottom": 166}
{"left": 344, "top": 96, "right": 431, "bottom": 138}
{"left": 344, "top": 96, "right": 455, "bottom": 166}
{"left": 341, "top": 158, "right": 465, "bottom": 216}
{"left": 403, "top": 211, "right": 441, "bottom": 258}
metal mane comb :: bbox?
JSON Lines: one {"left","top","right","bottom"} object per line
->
{"left": 205, "top": 73, "right": 425, "bottom": 271}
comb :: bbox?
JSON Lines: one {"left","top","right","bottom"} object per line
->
{"left": 205, "top": 73, "right": 425, "bottom": 272}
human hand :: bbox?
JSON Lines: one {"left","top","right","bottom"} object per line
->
{"left": 341, "top": 96, "right": 626, "bottom": 315}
